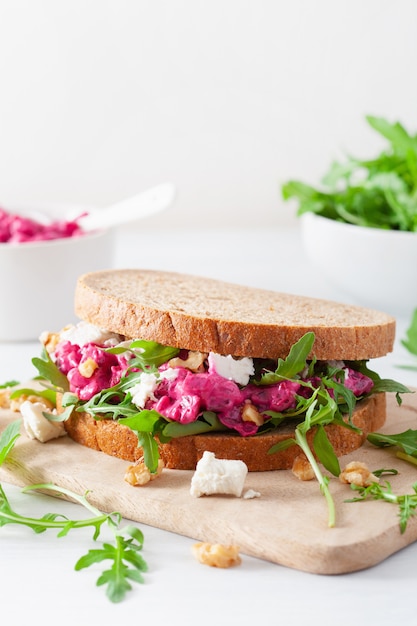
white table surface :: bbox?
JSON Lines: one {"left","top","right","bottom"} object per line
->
{"left": 0, "top": 227, "right": 416, "bottom": 625}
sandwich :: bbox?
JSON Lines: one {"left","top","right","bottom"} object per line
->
{"left": 28, "top": 269, "right": 407, "bottom": 474}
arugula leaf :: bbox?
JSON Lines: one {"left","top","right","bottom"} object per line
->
{"left": 75, "top": 526, "right": 147, "bottom": 603}
{"left": 323, "top": 375, "right": 356, "bottom": 419}
{"left": 259, "top": 332, "right": 315, "bottom": 385}
{"left": 129, "top": 340, "right": 179, "bottom": 366}
{"left": 282, "top": 115, "right": 417, "bottom": 232}
{"left": 136, "top": 432, "right": 160, "bottom": 473}
{"left": 313, "top": 424, "right": 341, "bottom": 477}
{"left": 61, "top": 391, "right": 81, "bottom": 406}
{"left": 0, "top": 380, "right": 19, "bottom": 390}
{"left": 366, "top": 115, "right": 417, "bottom": 161}
{"left": 162, "top": 411, "right": 226, "bottom": 438}
{"left": 369, "top": 378, "right": 411, "bottom": 396}
{"left": 108, "top": 339, "right": 179, "bottom": 370}
{"left": 367, "top": 430, "right": 417, "bottom": 468}
{"left": 120, "top": 409, "right": 162, "bottom": 434}
{"left": 119, "top": 410, "right": 163, "bottom": 473}
{"left": 401, "top": 308, "right": 417, "bottom": 359}
{"left": 0, "top": 419, "right": 21, "bottom": 465}
{"left": 43, "top": 405, "right": 74, "bottom": 422}
{"left": 79, "top": 388, "right": 140, "bottom": 420}
{"left": 32, "top": 348, "right": 70, "bottom": 391}
{"left": 10, "top": 387, "right": 57, "bottom": 406}
{"left": 367, "top": 429, "right": 417, "bottom": 457}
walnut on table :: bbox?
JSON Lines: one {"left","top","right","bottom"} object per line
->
{"left": 192, "top": 542, "right": 242, "bottom": 568}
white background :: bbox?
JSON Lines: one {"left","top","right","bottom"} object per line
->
{"left": 1, "top": 8, "right": 417, "bottom": 620}
{"left": 0, "top": 0, "right": 416, "bottom": 230}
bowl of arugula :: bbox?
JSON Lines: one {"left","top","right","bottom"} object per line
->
{"left": 282, "top": 115, "right": 417, "bottom": 319}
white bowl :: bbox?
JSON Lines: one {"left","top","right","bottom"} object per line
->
{"left": 0, "top": 206, "right": 114, "bottom": 341}
{"left": 300, "top": 212, "right": 417, "bottom": 319}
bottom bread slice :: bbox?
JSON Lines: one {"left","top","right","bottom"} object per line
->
{"left": 63, "top": 393, "right": 386, "bottom": 471}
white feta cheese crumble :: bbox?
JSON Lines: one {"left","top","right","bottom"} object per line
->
{"left": 20, "top": 401, "right": 67, "bottom": 443}
{"left": 130, "top": 368, "right": 179, "bottom": 409}
{"left": 59, "top": 321, "right": 122, "bottom": 347}
{"left": 243, "top": 489, "right": 261, "bottom": 499}
{"left": 190, "top": 451, "right": 248, "bottom": 498}
{"left": 208, "top": 353, "right": 254, "bottom": 386}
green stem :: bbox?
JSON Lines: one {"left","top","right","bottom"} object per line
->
{"left": 396, "top": 451, "right": 417, "bottom": 467}
{"left": 0, "top": 508, "right": 109, "bottom": 531}
{"left": 295, "top": 429, "right": 336, "bottom": 528}
{"left": 22, "top": 483, "right": 103, "bottom": 517}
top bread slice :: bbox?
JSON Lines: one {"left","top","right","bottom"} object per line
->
{"left": 74, "top": 269, "right": 395, "bottom": 361}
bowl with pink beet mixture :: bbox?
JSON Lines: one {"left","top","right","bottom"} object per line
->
{"left": 0, "top": 204, "right": 114, "bottom": 341}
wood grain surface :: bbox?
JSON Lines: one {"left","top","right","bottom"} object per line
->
{"left": 1, "top": 391, "right": 417, "bottom": 575}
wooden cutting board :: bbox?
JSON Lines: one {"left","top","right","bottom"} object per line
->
{"left": 1, "top": 391, "right": 417, "bottom": 575}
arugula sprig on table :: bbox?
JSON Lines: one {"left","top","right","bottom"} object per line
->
{"left": 346, "top": 470, "right": 417, "bottom": 534}
{"left": 282, "top": 115, "right": 417, "bottom": 232}
{"left": 0, "top": 421, "right": 147, "bottom": 603}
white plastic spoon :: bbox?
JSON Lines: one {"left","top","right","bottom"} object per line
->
{"left": 76, "top": 182, "right": 176, "bottom": 231}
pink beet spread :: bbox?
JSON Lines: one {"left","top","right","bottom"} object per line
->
{"left": 148, "top": 365, "right": 301, "bottom": 435}
{"left": 54, "top": 341, "right": 374, "bottom": 437}
{"left": 0, "top": 208, "right": 84, "bottom": 243}
{"left": 55, "top": 341, "right": 131, "bottom": 401}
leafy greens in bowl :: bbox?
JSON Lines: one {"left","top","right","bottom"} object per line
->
{"left": 401, "top": 309, "right": 417, "bottom": 372}
{"left": 282, "top": 115, "right": 417, "bottom": 232}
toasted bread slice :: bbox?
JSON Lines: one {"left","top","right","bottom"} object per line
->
{"left": 74, "top": 269, "right": 395, "bottom": 361}
{"left": 63, "top": 394, "right": 386, "bottom": 471}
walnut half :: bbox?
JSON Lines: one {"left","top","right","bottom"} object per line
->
{"left": 124, "top": 458, "right": 165, "bottom": 486}
{"left": 192, "top": 542, "right": 241, "bottom": 568}
{"left": 291, "top": 454, "right": 315, "bottom": 481}
{"left": 339, "top": 461, "right": 379, "bottom": 487}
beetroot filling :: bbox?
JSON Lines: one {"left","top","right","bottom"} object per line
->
{"left": 54, "top": 341, "right": 374, "bottom": 437}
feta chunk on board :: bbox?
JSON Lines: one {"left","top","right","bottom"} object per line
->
{"left": 190, "top": 451, "right": 248, "bottom": 498}
{"left": 20, "top": 400, "right": 67, "bottom": 443}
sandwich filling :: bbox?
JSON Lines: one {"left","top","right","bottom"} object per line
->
{"left": 30, "top": 321, "right": 407, "bottom": 471}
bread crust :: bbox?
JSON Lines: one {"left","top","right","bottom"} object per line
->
{"left": 63, "top": 394, "right": 386, "bottom": 471}
{"left": 74, "top": 269, "right": 395, "bottom": 361}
